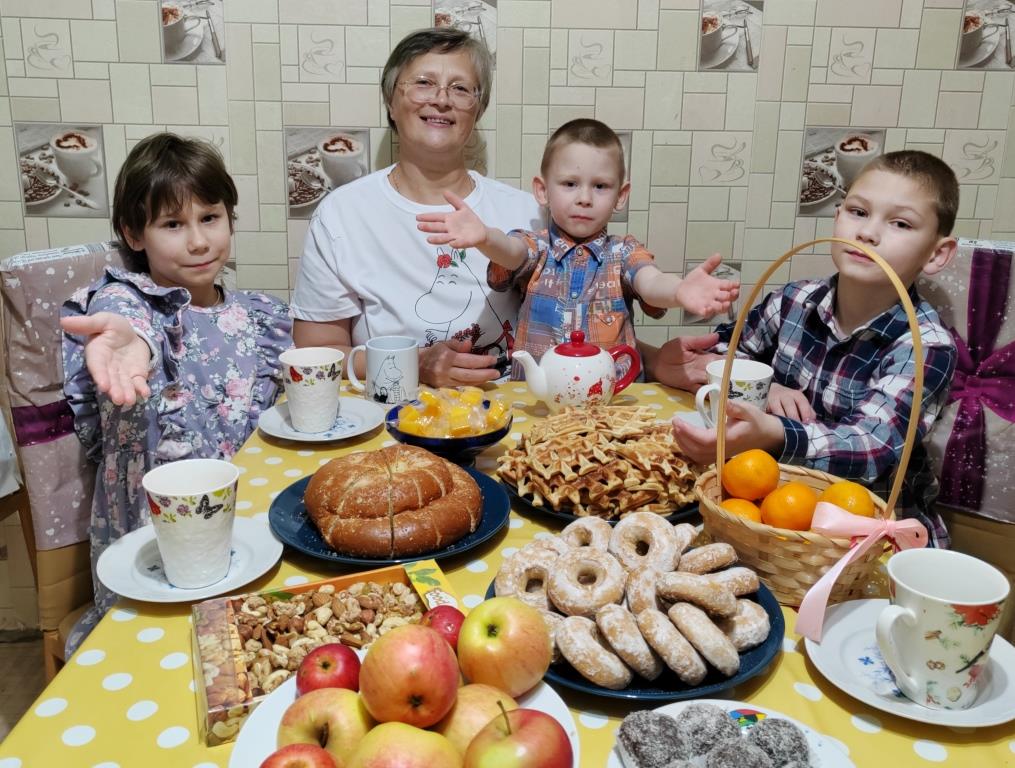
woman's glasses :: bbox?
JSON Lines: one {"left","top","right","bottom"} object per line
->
{"left": 399, "top": 77, "right": 479, "bottom": 109}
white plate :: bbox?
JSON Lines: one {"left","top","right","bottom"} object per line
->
{"left": 257, "top": 398, "right": 386, "bottom": 443}
{"left": 229, "top": 676, "right": 581, "bottom": 768}
{"left": 606, "top": 698, "right": 853, "bottom": 768}
{"left": 96, "top": 517, "right": 282, "bottom": 603}
{"left": 805, "top": 599, "right": 1015, "bottom": 728}
{"left": 959, "top": 25, "right": 1001, "bottom": 68}
{"left": 165, "top": 26, "right": 205, "bottom": 61}
{"left": 701, "top": 30, "right": 740, "bottom": 69}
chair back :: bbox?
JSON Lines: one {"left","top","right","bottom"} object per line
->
{"left": 918, "top": 237, "right": 1015, "bottom": 525}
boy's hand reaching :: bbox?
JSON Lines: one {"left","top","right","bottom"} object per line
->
{"left": 674, "top": 253, "right": 740, "bottom": 318}
{"left": 61, "top": 313, "right": 152, "bottom": 407}
{"left": 671, "top": 400, "right": 784, "bottom": 465}
{"left": 767, "top": 382, "right": 816, "bottom": 422}
{"left": 416, "top": 191, "right": 488, "bottom": 249}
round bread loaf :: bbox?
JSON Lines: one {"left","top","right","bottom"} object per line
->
{"left": 304, "top": 444, "right": 483, "bottom": 557}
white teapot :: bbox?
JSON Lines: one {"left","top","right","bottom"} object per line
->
{"left": 510, "top": 331, "right": 641, "bottom": 412}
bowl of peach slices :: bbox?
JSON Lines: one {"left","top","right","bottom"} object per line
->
{"left": 385, "top": 386, "right": 512, "bottom": 463}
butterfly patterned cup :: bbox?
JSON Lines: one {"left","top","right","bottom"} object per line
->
{"left": 695, "top": 358, "right": 774, "bottom": 428}
{"left": 142, "top": 459, "right": 240, "bottom": 589}
{"left": 877, "top": 548, "right": 1010, "bottom": 710}
{"left": 279, "top": 347, "right": 345, "bottom": 432}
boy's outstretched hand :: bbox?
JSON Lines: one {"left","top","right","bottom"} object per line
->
{"left": 61, "top": 313, "right": 152, "bottom": 407}
{"left": 674, "top": 253, "right": 740, "bottom": 318}
{"left": 416, "top": 191, "right": 487, "bottom": 248}
{"left": 671, "top": 400, "right": 784, "bottom": 465}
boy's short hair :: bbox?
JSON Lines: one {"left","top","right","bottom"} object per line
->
{"left": 112, "top": 133, "right": 238, "bottom": 256}
{"left": 540, "top": 119, "right": 625, "bottom": 181}
{"left": 855, "top": 150, "right": 958, "bottom": 236}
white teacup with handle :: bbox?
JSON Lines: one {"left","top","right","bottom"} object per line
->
{"left": 876, "top": 548, "right": 1010, "bottom": 710}
{"left": 695, "top": 358, "right": 774, "bottom": 428}
{"left": 348, "top": 335, "right": 420, "bottom": 406}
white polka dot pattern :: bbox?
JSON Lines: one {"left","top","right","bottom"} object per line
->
{"left": 913, "top": 741, "right": 948, "bottom": 762}
{"left": 126, "top": 700, "right": 157, "bottom": 721}
{"left": 102, "top": 673, "right": 133, "bottom": 692}
{"left": 110, "top": 609, "right": 137, "bottom": 622}
{"left": 462, "top": 594, "right": 484, "bottom": 608}
{"left": 136, "top": 627, "right": 164, "bottom": 643}
{"left": 75, "top": 649, "right": 105, "bottom": 666}
{"left": 793, "top": 682, "right": 822, "bottom": 701}
{"left": 465, "top": 559, "right": 488, "bottom": 572}
{"left": 34, "top": 698, "right": 68, "bottom": 717}
{"left": 156, "top": 726, "right": 190, "bottom": 748}
{"left": 851, "top": 714, "right": 881, "bottom": 733}
{"left": 61, "top": 725, "right": 96, "bottom": 746}
{"left": 578, "top": 711, "right": 609, "bottom": 729}
{"left": 159, "top": 653, "right": 190, "bottom": 670}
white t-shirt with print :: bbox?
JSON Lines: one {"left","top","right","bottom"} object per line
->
{"left": 292, "top": 166, "right": 543, "bottom": 356}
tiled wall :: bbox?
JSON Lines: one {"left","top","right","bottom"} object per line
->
{"left": 1, "top": 0, "right": 1013, "bottom": 343}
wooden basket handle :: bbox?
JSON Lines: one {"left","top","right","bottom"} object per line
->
{"left": 714, "top": 238, "right": 923, "bottom": 517}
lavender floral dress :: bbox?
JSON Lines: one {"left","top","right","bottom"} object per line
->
{"left": 61, "top": 267, "right": 292, "bottom": 655}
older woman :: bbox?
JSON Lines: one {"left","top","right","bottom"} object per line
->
{"left": 292, "top": 28, "right": 542, "bottom": 386}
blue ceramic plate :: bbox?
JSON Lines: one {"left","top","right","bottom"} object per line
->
{"left": 501, "top": 480, "right": 700, "bottom": 527}
{"left": 484, "top": 577, "right": 784, "bottom": 701}
{"left": 269, "top": 467, "right": 510, "bottom": 566}
{"left": 385, "top": 401, "right": 512, "bottom": 463}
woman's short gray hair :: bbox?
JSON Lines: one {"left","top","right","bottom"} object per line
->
{"left": 381, "top": 27, "right": 493, "bottom": 132}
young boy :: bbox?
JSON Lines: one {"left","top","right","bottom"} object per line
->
{"left": 670, "top": 150, "right": 959, "bottom": 546}
{"left": 416, "top": 118, "right": 738, "bottom": 379}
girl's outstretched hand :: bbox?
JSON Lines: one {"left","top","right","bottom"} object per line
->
{"left": 674, "top": 252, "right": 740, "bottom": 318}
{"left": 61, "top": 313, "right": 153, "bottom": 407}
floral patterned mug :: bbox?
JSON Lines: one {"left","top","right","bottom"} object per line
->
{"left": 695, "top": 358, "right": 774, "bottom": 428}
{"left": 877, "top": 548, "right": 1010, "bottom": 710}
{"left": 142, "top": 458, "right": 240, "bottom": 589}
{"left": 279, "top": 347, "right": 345, "bottom": 432}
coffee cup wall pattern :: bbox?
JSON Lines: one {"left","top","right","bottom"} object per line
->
{"left": 834, "top": 133, "right": 879, "bottom": 190}
{"left": 700, "top": 13, "right": 724, "bottom": 59}
{"left": 318, "top": 134, "right": 365, "bottom": 186}
{"left": 961, "top": 12, "right": 985, "bottom": 58}
{"left": 50, "top": 131, "right": 102, "bottom": 186}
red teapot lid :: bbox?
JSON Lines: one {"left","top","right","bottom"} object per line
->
{"left": 554, "top": 331, "right": 601, "bottom": 357}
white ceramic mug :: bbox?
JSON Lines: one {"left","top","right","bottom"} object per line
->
{"left": 961, "top": 11, "right": 985, "bottom": 58}
{"left": 50, "top": 131, "right": 101, "bottom": 186}
{"left": 142, "top": 458, "right": 239, "bottom": 589}
{"left": 348, "top": 335, "right": 420, "bottom": 405}
{"left": 695, "top": 358, "right": 774, "bottom": 428}
{"left": 317, "top": 133, "right": 365, "bottom": 186}
{"left": 876, "top": 548, "right": 1010, "bottom": 710}
{"left": 161, "top": 2, "right": 201, "bottom": 50}
{"left": 834, "top": 133, "right": 880, "bottom": 190}
{"left": 279, "top": 347, "right": 345, "bottom": 432}
{"left": 700, "top": 12, "right": 724, "bottom": 58}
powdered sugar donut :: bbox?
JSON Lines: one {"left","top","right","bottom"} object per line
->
{"left": 525, "top": 535, "right": 572, "bottom": 556}
{"left": 667, "top": 602, "right": 740, "bottom": 677}
{"left": 547, "top": 548, "right": 626, "bottom": 617}
{"left": 596, "top": 603, "right": 663, "bottom": 680}
{"left": 608, "top": 511, "right": 680, "bottom": 571}
{"left": 677, "top": 543, "right": 738, "bottom": 574}
{"left": 559, "top": 516, "right": 612, "bottom": 551}
{"left": 636, "top": 608, "right": 708, "bottom": 686}
{"left": 539, "top": 609, "right": 566, "bottom": 664}
{"left": 717, "top": 599, "right": 771, "bottom": 651}
{"left": 657, "top": 572, "right": 738, "bottom": 618}
{"left": 703, "top": 566, "right": 760, "bottom": 596}
{"left": 625, "top": 564, "right": 662, "bottom": 614}
{"left": 494, "top": 546, "right": 559, "bottom": 611}
{"left": 556, "top": 615, "right": 633, "bottom": 689}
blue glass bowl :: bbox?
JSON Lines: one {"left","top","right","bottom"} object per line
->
{"left": 385, "top": 400, "right": 513, "bottom": 463}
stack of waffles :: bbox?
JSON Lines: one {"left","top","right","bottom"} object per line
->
{"left": 496, "top": 405, "right": 697, "bottom": 519}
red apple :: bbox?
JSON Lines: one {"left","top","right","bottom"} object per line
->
{"left": 296, "top": 643, "right": 361, "bottom": 695}
{"left": 457, "top": 597, "right": 551, "bottom": 698}
{"left": 347, "top": 722, "right": 462, "bottom": 768}
{"left": 261, "top": 742, "right": 338, "bottom": 768}
{"left": 277, "top": 687, "right": 374, "bottom": 767}
{"left": 464, "top": 706, "right": 573, "bottom": 768}
{"left": 358, "top": 623, "right": 459, "bottom": 728}
{"left": 421, "top": 604, "right": 467, "bottom": 652}
{"left": 432, "top": 683, "right": 519, "bottom": 756}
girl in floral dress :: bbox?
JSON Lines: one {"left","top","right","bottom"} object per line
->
{"left": 60, "top": 134, "right": 292, "bottom": 654}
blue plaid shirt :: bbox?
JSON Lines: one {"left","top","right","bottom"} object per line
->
{"left": 714, "top": 277, "right": 957, "bottom": 547}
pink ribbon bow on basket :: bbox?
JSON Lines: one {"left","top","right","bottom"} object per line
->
{"left": 794, "top": 502, "right": 927, "bottom": 642}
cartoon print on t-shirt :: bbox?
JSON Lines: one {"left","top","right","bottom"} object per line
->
{"left": 370, "top": 354, "right": 404, "bottom": 403}
{"left": 414, "top": 248, "right": 514, "bottom": 356}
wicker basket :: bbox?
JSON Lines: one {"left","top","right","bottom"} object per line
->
{"left": 693, "top": 238, "right": 924, "bottom": 606}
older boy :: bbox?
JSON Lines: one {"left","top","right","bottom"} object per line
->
{"left": 416, "top": 118, "right": 738, "bottom": 378}
{"left": 671, "top": 151, "right": 959, "bottom": 546}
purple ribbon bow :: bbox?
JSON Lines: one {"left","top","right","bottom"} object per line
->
{"left": 940, "top": 247, "right": 1015, "bottom": 510}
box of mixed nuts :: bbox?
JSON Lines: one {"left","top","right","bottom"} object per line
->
{"left": 190, "top": 559, "right": 459, "bottom": 746}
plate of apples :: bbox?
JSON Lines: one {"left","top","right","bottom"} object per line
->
{"left": 233, "top": 599, "right": 580, "bottom": 767}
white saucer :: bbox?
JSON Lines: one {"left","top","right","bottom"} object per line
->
{"left": 701, "top": 30, "right": 740, "bottom": 69}
{"left": 229, "top": 676, "right": 581, "bottom": 768}
{"left": 805, "top": 599, "right": 1015, "bottom": 727}
{"left": 606, "top": 698, "right": 853, "bottom": 767}
{"left": 96, "top": 517, "right": 283, "bottom": 603}
{"left": 165, "top": 26, "right": 205, "bottom": 61}
{"left": 257, "top": 397, "right": 386, "bottom": 442}
{"left": 959, "top": 25, "right": 1001, "bottom": 68}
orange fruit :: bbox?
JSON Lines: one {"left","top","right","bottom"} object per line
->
{"left": 721, "top": 498, "right": 763, "bottom": 522}
{"left": 819, "top": 480, "right": 876, "bottom": 518}
{"left": 760, "top": 481, "right": 819, "bottom": 530}
{"left": 722, "top": 449, "right": 780, "bottom": 500}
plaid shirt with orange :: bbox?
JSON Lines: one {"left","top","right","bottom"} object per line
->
{"left": 488, "top": 223, "right": 665, "bottom": 380}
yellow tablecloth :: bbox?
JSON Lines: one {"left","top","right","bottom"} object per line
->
{"left": 2, "top": 383, "right": 1013, "bottom": 767}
